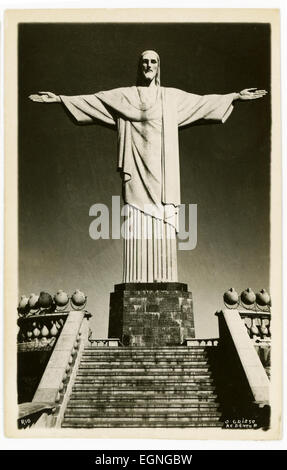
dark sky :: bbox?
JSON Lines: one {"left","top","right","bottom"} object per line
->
{"left": 19, "top": 23, "right": 271, "bottom": 337}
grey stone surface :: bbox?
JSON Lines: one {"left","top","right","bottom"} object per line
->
{"left": 217, "top": 309, "right": 270, "bottom": 404}
{"left": 62, "top": 345, "right": 222, "bottom": 428}
{"left": 33, "top": 311, "right": 84, "bottom": 404}
{"left": 108, "top": 283, "right": 195, "bottom": 347}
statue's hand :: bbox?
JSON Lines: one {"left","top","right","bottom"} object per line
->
{"left": 238, "top": 88, "right": 268, "bottom": 100}
{"left": 28, "top": 91, "right": 61, "bottom": 103}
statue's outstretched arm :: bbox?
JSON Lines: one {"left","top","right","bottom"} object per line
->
{"left": 29, "top": 91, "right": 61, "bottom": 103}
{"left": 176, "top": 86, "right": 268, "bottom": 128}
{"left": 233, "top": 88, "right": 268, "bottom": 101}
{"left": 29, "top": 91, "right": 116, "bottom": 126}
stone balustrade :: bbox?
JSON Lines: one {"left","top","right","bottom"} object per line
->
{"left": 254, "top": 342, "right": 271, "bottom": 379}
{"left": 216, "top": 309, "right": 270, "bottom": 406}
{"left": 221, "top": 287, "right": 271, "bottom": 380}
{"left": 239, "top": 311, "right": 271, "bottom": 340}
{"left": 17, "top": 290, "right": 88, "bottom": 353}
{"left": 53, "top": 312, "right": 91, "bottom": 427}
{"left": 88, "top": 334, "right": 123, "bottom": 347}
{"left": 183, "top": 338, "right": 219, "bottom": 347}
{"left": 19, "top": 310, "right": 91, "bottom": 428}
{"left": 239, "top": 311, "right": 271, "bottom": 379}
{"left": 17, "top": 313, "right": 68, "bottom": 351}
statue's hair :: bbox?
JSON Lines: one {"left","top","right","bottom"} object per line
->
{"left": 136, "top": 50, "right": 160, "bottom": 86}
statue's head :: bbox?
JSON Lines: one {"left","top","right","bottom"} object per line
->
{"left": 137, "top": 50, "right": 160, "bottom": 86}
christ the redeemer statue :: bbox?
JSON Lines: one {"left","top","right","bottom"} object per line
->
{"left": 30, "top": 50, "right": 267, "bottom": 284}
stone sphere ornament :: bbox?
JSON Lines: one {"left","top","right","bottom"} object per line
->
{"left": 240, "top": 288, "right": 256, "bottom": 305}
{"left": 28, "top": 293, "right": 39, "bottom": 309}
{"left": 38, "top": 291, "right": 53, "bottom": 309}
{"left": 54, "top": 290, "right": 69, "bottom": 307}
{"left": 256, "top": 289, "right": 271, "bottom": 306}
{"left": 223, "top": 287, "right": 239, "bottom": 305}
{"left": 18, "top": 295, "right": 29, "bottom": 311}
{"left": 71, "top": 289, "right": 86, "bottom": 307}
{"left": 62, "top": 372, "right": 67, "bottom": 382}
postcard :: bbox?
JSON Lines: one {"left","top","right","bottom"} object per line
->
{"left": 4, "top": 8, "right": 282, "bottom": 439}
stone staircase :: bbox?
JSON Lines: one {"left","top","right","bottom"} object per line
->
{"left": 61, "top": 346, "right": 222, "bottom": 428}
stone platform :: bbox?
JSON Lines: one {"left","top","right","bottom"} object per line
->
{"left": 108, "top": 283, "right": 195, "bottom": 347}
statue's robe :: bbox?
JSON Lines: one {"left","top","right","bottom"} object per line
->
{"left": 60, "top": 87, "right": 235, "bottom": 282}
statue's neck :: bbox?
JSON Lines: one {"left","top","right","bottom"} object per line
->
{"left": 137, "top": 81, "right": 160, "bottom": 110}
{"left": 142, "top": 78, "right": 157, "bottom": 88}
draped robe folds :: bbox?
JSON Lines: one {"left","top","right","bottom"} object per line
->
{"left": 60, "top": 87, "right": 235, "bottom": 282}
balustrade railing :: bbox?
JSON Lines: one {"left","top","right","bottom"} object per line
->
{"left": 216, "top": 308, "right": 270, "bottom": 405}
{"left": 53, "top": 320, "right": 86, "bottom": 426}
{"left": 17, "top": 313, "right": 68, "bottom": 351}
{"left": 17, "top": 290, "right": 92, "bottom": 428}
{"left": 183, "top": 338, "right": 219, "bottom": 347}
{"left": 239, "top": 312, "right": 271, "bottom": 378}
{"left": 239, "top": 312, "right": 271, "bottom": 341}
{"left": 20, "top": 310, "right": 92, "bottom": 428}
{"left": 222, "top": 287, "right": 271, "bottom": 381}
{"left": 17, "top": 290, "right": 88, "bottom": 353}
{"left": 88, "top": 333, "right": 123, "bottom": 347}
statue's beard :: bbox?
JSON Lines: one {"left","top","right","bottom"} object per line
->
{"left": 142, "top": 72, "right": 156, "bottom": 84}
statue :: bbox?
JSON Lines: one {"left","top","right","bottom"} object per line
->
{"left": 29, "top": 50, "right": 267, "bottom": 284}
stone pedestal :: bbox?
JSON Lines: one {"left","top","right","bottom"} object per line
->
{"left": 108, "top": 282, "right": 195, "bottom": 347}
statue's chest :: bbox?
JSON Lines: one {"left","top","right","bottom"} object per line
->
{"left": 138, "top": 88, "right": 158, "bottom": 107}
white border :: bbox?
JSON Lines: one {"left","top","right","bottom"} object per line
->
{"left": 0, "top": 0, "right": 286, "bottom": 451}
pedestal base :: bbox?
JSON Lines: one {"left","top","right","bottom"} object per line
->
{"left": 108, "top": 283, "right": 195, "bottom": 347}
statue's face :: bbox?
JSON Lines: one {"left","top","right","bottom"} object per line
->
{"left": 141, "top": 51, "right": 159, "bottom": 83}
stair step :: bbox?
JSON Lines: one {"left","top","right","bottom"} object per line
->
{"left": 80, "top": 359, "right": 208, "bottom": 364}
{"left": 83, "top": 349, "right": 208, "bottom": 353}
{"left": 62, "top": 416, "right": 222, "bottom": 427}
{"left": 82, "top": 351, "right": 208, "bottom": 356}
{"left": 79, "top": 361, "right": 209, "bottom": 367}
{"left": 69, "top": 397, "right": 218, "bottom": 405}
{"left": 68, "top": 394, "right": 218, "bottom": 407}
{"left": 72, "top": 379, "right": 215, "bottom": 395}
{"left": 62, "top": 420, "right": 222, "bottom": 428}
{"left": 76, "top": 371, "right": 212, "bottom": 378}
{"left": 84, "top": 347, "right": 208, "bottom": 351}
{"left": 81, "top": 357, "right": 208, "bottom": 363}
{"left": 71, "top": 389, "right": 217, "bottom": 400}
{"left": 75, "top": 377, "right": 212, "bottom": 383}
{"left": 78, "top": 362, "right": 210, "bottom": 373}
{"left": 74, "top": 379, "right": 214, "bottom": 387}
{"left": 64, "top": 408, "right": 221, "bottom": 417}
{"left": 74, "top": 380, "right": 213, "bottom": 384}
{"left": 70, "top": 388, "right": 216, "bottom": 396}
{"left": 72, "top": 380, "right": 215, "bottom": 387}
{"left": 66, "top": 401, "right": 219, "bottom": 409}
{"left": 82, "top": 353, "right": 208, "bottom": 359}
